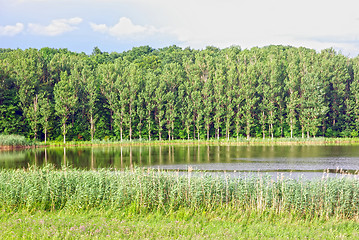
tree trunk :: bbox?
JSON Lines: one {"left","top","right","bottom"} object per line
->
{"left": 302, "top": 128, "right": 304, "bottom": 138}
{"left": 120, "top": 126, "right": 123, "bottom": 142}
{"left": 193, "top": 122, "right": 196, "bottom": 140}
{"left": 110, "top": 110, "right": 113, "bottom": 131}
{"left": 90, "top": 115, "right": 94, "bottom": 142}
{"left": 139, "top": 121, "right": 142, "bottom": 140}
{"left": 34, "top": 94, "right": 38, "bottom": 140}
{"left": 270, "top": 110, "right": 274, "bottom": 138}
{"left": 129, "top": 104, "right": 132, "bottom": 141}
{"left": 129, "top": 117, "right": 132, "bottom": 141}
{"left": 262, "top": 112, "right": 265, "bottom": 139}
{"left": 172, "top": 121, "right": 174, "bottom": 141}
{"left": 63, "top": 123, "right": 66, "bottom": 144}
{"left": 207, "top": 125, "right": 210, "bottom": 140}
{"left": 158, "top": 118, "right": 161, "bottom": 141}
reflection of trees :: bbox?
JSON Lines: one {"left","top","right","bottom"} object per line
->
{"left": 129, "top": 146, "right": 133, "bottom": 170}
{"left": 4, "top": 145, "right": 350, "bottom": 171}
{"left": 45, "top": 148, "right": 47, "bottom": 164}
{"left": 148, "top": 146, "right": 151, "bottom": 165}
{"left": 0, "top": 151, "right": 27, "bottom": 169}
{"left": 91, "top": 147, "right": 95, "bottom": 170}
{"left": 63, "top": 147, "right": 66, "bottom": 166}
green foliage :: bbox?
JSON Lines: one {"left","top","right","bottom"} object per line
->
{"left": 0, "top": 134, "right": 33, "bottom": 146}
{"left": 1, "top": 208, "right": 359, "bottom": 239}
{"left": 2, "top": 46, "right": 359, "bottom": 141}
{"left": 54, "top": 71, "right": 78, "bottom": 143}
{"left": 1, "top": 167, "right": 359, "bottom": 222}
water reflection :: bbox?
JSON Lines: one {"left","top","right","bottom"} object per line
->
{"left": 0, "top": 145, "right": 359, "bottom": 179}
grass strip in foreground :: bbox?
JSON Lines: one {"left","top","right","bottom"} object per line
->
{"left": 0, "top": 209, "right": 358, "bottom": 239}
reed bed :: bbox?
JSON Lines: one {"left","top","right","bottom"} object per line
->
{"left": 1, "top": 167, "right": 359, "bottom": 219}
{"left": 0, "top": 134, "right": 33, "bottom": 147}
{"left": 42, "top": 137, "right": 359, "bottom": 148}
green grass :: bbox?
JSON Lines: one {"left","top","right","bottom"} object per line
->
{"left": 0, "top": 208, "right": 358, "bottom": 239}
{"left": 0, "top": 134, "right": 34, "bottom": 147}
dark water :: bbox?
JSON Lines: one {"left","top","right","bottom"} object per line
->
{"left": 1, "top": 145, "right": 359, "bottom": 179}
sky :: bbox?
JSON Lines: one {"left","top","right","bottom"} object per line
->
{"left": 1, "top": 0, "right": 359, "bottom": 56}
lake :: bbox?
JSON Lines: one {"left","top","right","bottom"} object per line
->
{"left": 1, "top": 144, "right": 359, "bottom": 179}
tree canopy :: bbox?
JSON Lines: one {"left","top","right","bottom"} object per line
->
{"left": 0, "top": 45, "right": 358, "bottom": 141}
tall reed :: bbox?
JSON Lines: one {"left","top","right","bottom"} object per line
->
{"left": 0, "top": 167, "right": 358, "bottom": 219}
{"left": 0, "top": 135, "right": 33, "bottom": 147}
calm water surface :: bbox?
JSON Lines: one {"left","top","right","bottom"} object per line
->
{"left": 1, "top": 145, "right": 359, "bottom": 179}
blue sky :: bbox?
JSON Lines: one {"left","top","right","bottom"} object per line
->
{"left": 1, "top": 0, "right": 359, "bottom": 56}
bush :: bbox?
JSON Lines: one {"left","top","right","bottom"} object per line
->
{"left": 0, "top": 135, "right": 33, "bottom": 146}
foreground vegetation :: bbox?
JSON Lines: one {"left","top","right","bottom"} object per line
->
{"left": 1, "top": 208, "right": 358, "bottom": 239}
{"left": 0, "top": 167, "right": 359, "bottom": 238}
{"left": 1, "top": 167, "right": 359, "bottom": 219}
{"left": 2, "top": 45, "right": 359, "bottom": 143}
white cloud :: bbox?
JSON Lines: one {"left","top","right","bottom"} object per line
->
{"left": 90, "top": 17, "right": 160, "bottom": 39}
{"left": 0, "top": 23, "right": 24, "bottom": 36}
{"left": 122, "top": 0, "right": 359, "bottom": 55}
{"left": 3, "top": 0, "right": 359, "bottom": 55}
{"left": 28, "top": 17, "right": 83, "bottom": 36}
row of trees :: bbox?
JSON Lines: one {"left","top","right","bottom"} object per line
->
{"left": 1, "top": 45, "right": 359, "bottom": 142}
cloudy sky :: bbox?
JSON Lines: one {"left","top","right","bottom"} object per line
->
{"left": 1, "top": 0, "right": 359, "bottom": 56}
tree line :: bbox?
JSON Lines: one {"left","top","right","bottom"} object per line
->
{"left": 1, "top": 45, "right": 359, "bottom": 142}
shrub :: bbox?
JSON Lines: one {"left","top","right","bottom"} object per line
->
{"left": 0, "top": 135, "right": 33, "bottom": 147}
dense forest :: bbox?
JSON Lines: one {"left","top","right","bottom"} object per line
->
{"left": 1, "top": 45, "right": 359, "bottom": 142}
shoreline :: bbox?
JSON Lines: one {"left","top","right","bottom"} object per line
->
{"left": 2, "top": 137, "right": 359, "bottom": 150}
{"left": 40, "top": 137, "right": 359, "bottom": 147}
{"left": 0, "top": 145, "right": 35, "bottom": 151}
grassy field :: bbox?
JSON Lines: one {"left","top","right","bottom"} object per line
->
{"left": 1, "top": 208, "right": 358, "bottom": 239}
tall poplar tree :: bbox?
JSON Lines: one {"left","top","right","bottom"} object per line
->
{"left": 54, "top": 71, "right": 78, "bottom": 143}
{"left": 11, "top": 49, "right": 44, "bottom": 140}
{"left": 286, "top": 48, "right": 301, "bottom": 138}
{"left": 82, "top": 65, "right": 98, "bottom": 141}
